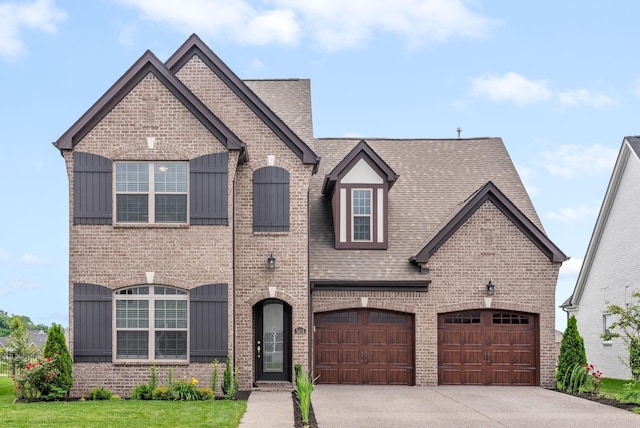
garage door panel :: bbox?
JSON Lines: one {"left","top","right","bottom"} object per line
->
{"left": 315, "top": 367, "right": 338, "bottom": 383}
{"left": 315, "top": 330, "right": 338, "bottom": 344}
{"left": 314, "top": 309, "right": 414, "bottom": 385}
{"left": 438, "top": 310, "right": 538, "bottom": 386}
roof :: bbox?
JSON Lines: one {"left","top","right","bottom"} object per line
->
{"left": 562, "top": 136, "right": 640, "bottom": 309}
{"left": 54, "top": 50, "right": 245, "bottom": 155}
{"left": 309, "top": 137, "right": 553, "bottom": 282}
{"left": 166, "top": 34, "right": 319, "bottom": 169}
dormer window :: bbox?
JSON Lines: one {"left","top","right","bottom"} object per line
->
{"left": 322, "top": 140, "right": 398, "bottom": 250}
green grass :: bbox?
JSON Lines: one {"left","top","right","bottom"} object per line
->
{"left": 598, "top": 378, "right": 640, "bottom": 398}
{"left": 0, "top": 378, "right": 247, "bottom": 428}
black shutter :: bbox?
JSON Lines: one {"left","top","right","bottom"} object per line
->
{"left": 73, "top": 283, "right": 112, "bottom": 362}
{"left": 73, "top": 152, "right": 113, "bottom": 225}
{"left": 190, "top": 283, "right": 228, "bottom": 362}
{"left": 253, "top": 167, "right": 290, "bottom": 232}
{"left": 190, "top": 153, "right": 228, "bottom": 225}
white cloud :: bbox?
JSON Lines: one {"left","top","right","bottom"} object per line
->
{"left": 120, "top": 0, "right": 493, "bottom": 50}
{"left": 471, "top": 72, "right": 553, "bottom": 106}
{"left": 545, "top": 203, "right": 600, "bottom": 224}
{"left": 559, "top": 257, "right": 582, "bottom": 277}
{"left": 20, "top": 253, "right": 53, "bottom": 265}
{"left": 538, "top": 144, "right": 617, "bottom": 178}
{"left": 0, "top": 0, "right": 66, "bottom": 59}
{"left": 557, "top": 89, "right": 617, "bottom": 108}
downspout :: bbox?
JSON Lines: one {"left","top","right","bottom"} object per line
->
{"left": 232, "top": 176, "right": 237, "bottom": 369}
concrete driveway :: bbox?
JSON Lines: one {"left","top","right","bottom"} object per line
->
{"left": 312, "top": 385, "right": 639, "bottom": 427}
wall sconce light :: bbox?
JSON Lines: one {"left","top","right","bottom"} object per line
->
{"left": 267, "top": 254, "right": 276, "bottom": 270}
{"left": 486, "top": 280, "right": 495, "bottom": 296}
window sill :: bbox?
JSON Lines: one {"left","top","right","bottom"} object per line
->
{"left": 253, "top": 231, "right": 290, "bottom": 236}
{"left": 114, "top": 223, "right": 189, "bottom": 229}
{"left": 113, "top": 360, "right": 190, "bottom": 366}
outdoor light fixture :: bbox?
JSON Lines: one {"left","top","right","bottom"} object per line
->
{"left": 486, "top": 280, "right": 495, "bottom": 296}
{"left": 267, "top": 254, "right": 276, "bottom": 270}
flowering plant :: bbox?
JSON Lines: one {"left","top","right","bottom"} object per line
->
{"left": 13, "top": 356, "right": 65, "bottom": 401}
{"left": 584, "top": 363, "right": 605, "bottom": 392}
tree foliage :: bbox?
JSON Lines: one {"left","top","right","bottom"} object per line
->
{"left": 557, "top": 315, "right": 587, "bottom": 389}
{"left": 43, "top": 323, "right": 73, "bottom": 395}
{"left": 6, "top": 316, "right": 31, "bottom": 358}
{"left": 604, "top": 291, "right": 640, "bottom": 381}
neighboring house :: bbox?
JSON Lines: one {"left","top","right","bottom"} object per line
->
{"left": 53, "top": 34, "right": 566, "bottom": 397}
{"left": 0, "top": 330, "right": 48, "bottom": 353}
{"left": 562, "top": 136, "right": 640, "bottom": 380}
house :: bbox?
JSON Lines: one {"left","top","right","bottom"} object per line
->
{"left": 54, "top": 34, "right": 566, "bottom": 397}
{"left": 562, "top": 136, "right": 640, "bottom": 380}
{"left": 0, "top": 330, "right": 48, "bottom": 353}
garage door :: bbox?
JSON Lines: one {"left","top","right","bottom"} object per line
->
{"left": 314, "top": 309, "right": 414, "bottom": 385}
{"left": 438, "top": 310, "right": 538, "bottom": 385}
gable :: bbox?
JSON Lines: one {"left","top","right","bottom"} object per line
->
{"left": 411, "top": 181, "right": 567, "bottom": 265}
{"left": 166, "top": 34, "right": 319, "bottom": 169}
{"left": 342, "top": 158, "right": 385, "bottom": 184}
{"left": 54, "top": 50, "right": 245, "bottom": 156}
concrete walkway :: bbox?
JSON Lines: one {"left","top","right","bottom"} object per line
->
{"left": 239, "top": 390, "right": 294, "bottom": 427}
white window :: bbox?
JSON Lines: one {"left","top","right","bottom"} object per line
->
{"left": 603, "top": 314, "right": 613, "bottom": 338}
{"left": 115, "top": 286, "right": 188, "bottom": 361}
{"left": 115, "top": 162, "right": 188, "bottom": 223}
{"left": 352, "top": 189, "right": 372, "bottom": 241}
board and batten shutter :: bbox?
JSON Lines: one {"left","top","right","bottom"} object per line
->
{"left": 253, "top": 166, "right": 290, "bottom": 232}
{"left": 190, "top": 283, "right": 228, "bottom": 362}
{"left": 73, "top": 283, "right": 112, "bottom": 362}
{"left": 73, "top": 152, "right": 112, "bottom": 225}
{"left": 190, "top": 153, "right": 228, "bottom": 225}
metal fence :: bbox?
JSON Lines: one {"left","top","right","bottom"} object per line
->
{"left": 0, "top": 353, "right": 42, "bottom": 378}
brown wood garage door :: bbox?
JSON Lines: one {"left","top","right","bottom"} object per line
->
{"left": 314, "top": 309, "right": 414, "bottom": 385}
{"left": 438, "top": 310, "right": 539, "bottom": 386}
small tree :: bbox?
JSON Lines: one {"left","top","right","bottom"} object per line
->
{"left": 43, "top": 324, "right": 73, "bottom": 395}
{"left": 557, "top": 315, "right": 587, "bottom": 389}
{"left": 6, "top": 316, "right": 31, "bottom": 359}
{"left": 604, "top": 291, "right": 640, "bottom": 381}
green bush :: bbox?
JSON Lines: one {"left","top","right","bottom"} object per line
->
{"left": 12, "top": 356, "right": 63, "bottom": 401}
{"left": 88, "top": 387, "right": 112, "bottom": 400}
{"left": 152, "top": 386, "right": 170, "bottom": 400}
{"left": 171, "top": 379, "right": 200, "bottom": 401}
{"left": 211, "top": 359, "right": 219, "bottom": 396}
{"left": 131, "top": 384, "right": 153, "bottom": 400}
{"left": 557, "top": 316, "right": 587, "bottom": 390}
{"left": 222, "top": 356, "right": 238, "bottom": 400}
{"left": 197, "top": 386, "right": 214, "bottom": 400}
{"left": 43, "top": 324, "right": 73, "bottom": 397}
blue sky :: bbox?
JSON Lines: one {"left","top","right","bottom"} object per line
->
{"left": 1, "top": 0, "right": 637, "bottom": 332}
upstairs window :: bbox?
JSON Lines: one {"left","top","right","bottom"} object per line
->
{"left": 352, "top": 189, "right": 372, "bottom": 241}
{"left": 115, "top": 162, "right": 188, "bottom": 224}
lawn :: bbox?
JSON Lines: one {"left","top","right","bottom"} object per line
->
{"left": 0, "top": 378, "right": 247, "bottom": 427}
{"left": 599, "top": 378, "right": 640, "bottom": 401}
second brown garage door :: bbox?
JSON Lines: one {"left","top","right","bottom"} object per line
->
{"left": 438, "top": 310, "right": 539, "bottom": 386}
{"left": 314, "top": 309, "right": 414, "bottom": 385}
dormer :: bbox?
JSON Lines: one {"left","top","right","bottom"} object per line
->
{"left": 322, "top": 140, "right": 399, "bottom": 249}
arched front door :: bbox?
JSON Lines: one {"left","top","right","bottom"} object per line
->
{"left": 254, "top": 299, "right": 292, "bottom": 382}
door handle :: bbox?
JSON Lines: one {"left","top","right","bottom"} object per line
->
{"left": 257, "top": 341, "right": 261, "bottom": 359}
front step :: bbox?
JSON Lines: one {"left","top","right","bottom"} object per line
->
{"left": 253, "top": 381, "right": 294, "bottom": 392}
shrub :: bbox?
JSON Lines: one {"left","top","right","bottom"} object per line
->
{"left": 197, "top": 387, "right": 214, "bottom": 400}
{"left": 152, "top": 386, "right": 171, "bottom": 400}
{"left": 560, "top": 363, "right": 604, "bottom": 394}
{"left": 13, "top": 356, "right": 64, "bottom": 401}
{"left": 88, "top": 387, "right": 112, "bottom": 400}
{"left": 557, "top": 316, "right": 587, "bottom": 390}
{"left": 222, "top": 356, "right": 238, "bottom": 400}
{"left": 43, "top": 324, "right": 73, "bottom": 397}
{"left": 131, "top": 384, "right": 153, "bottom": 400}
{"left": 211, "top": 359, "right": 219, "bottom": 396}
{"left": 171, "top": 378, "right": 200, "bottom": 401}
{"left": 603, "top": 291, "right": 640, "bottom": 381}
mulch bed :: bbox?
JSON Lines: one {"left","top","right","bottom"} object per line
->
{"left": 291, "top": 391, "right": 318, "bottom": 428}
{"left": 553, "top": 389, "right": 640, "bottom": 412}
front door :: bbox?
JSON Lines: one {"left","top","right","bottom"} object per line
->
{"left": 255, "top": 299, "right": 292, "bottom": 381}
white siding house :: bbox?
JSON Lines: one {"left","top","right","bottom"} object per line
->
{"left": 563, "top": 136, "right": 640, "bottom": 380}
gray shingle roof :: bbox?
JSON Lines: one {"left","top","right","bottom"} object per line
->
{"left": 626, "top": 136, "right": 640, "bottom": 157}
{"left": 309, "top": 138, "right": 544, "bottom": 282}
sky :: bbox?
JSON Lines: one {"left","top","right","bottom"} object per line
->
{"left": 0, "top": 0, "right": 638, "bottom": 332}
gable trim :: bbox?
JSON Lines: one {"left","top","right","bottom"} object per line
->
{"left": 54, "top": 50, "right": 245, "bottom": 155}
{"left": 322, "top": 140, "right": 399, "bottom": 197}
{"left": 166, "top": 34, "right": 319, "bottom": 169}
{"left": 410, "top": 181, "right": 567, "bottom": 264}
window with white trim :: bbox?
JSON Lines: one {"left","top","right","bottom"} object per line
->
{"left": 115, "top": 285, "right": 188, "bottom": 361}
{"left": 115, "top": 162, "right": 188, "bottom": 223}
{"left": 603, "top": 314, "right": 613, "bottom": 339}
{"left": 352, "top": 189, "right": 372, "bottom": 241}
